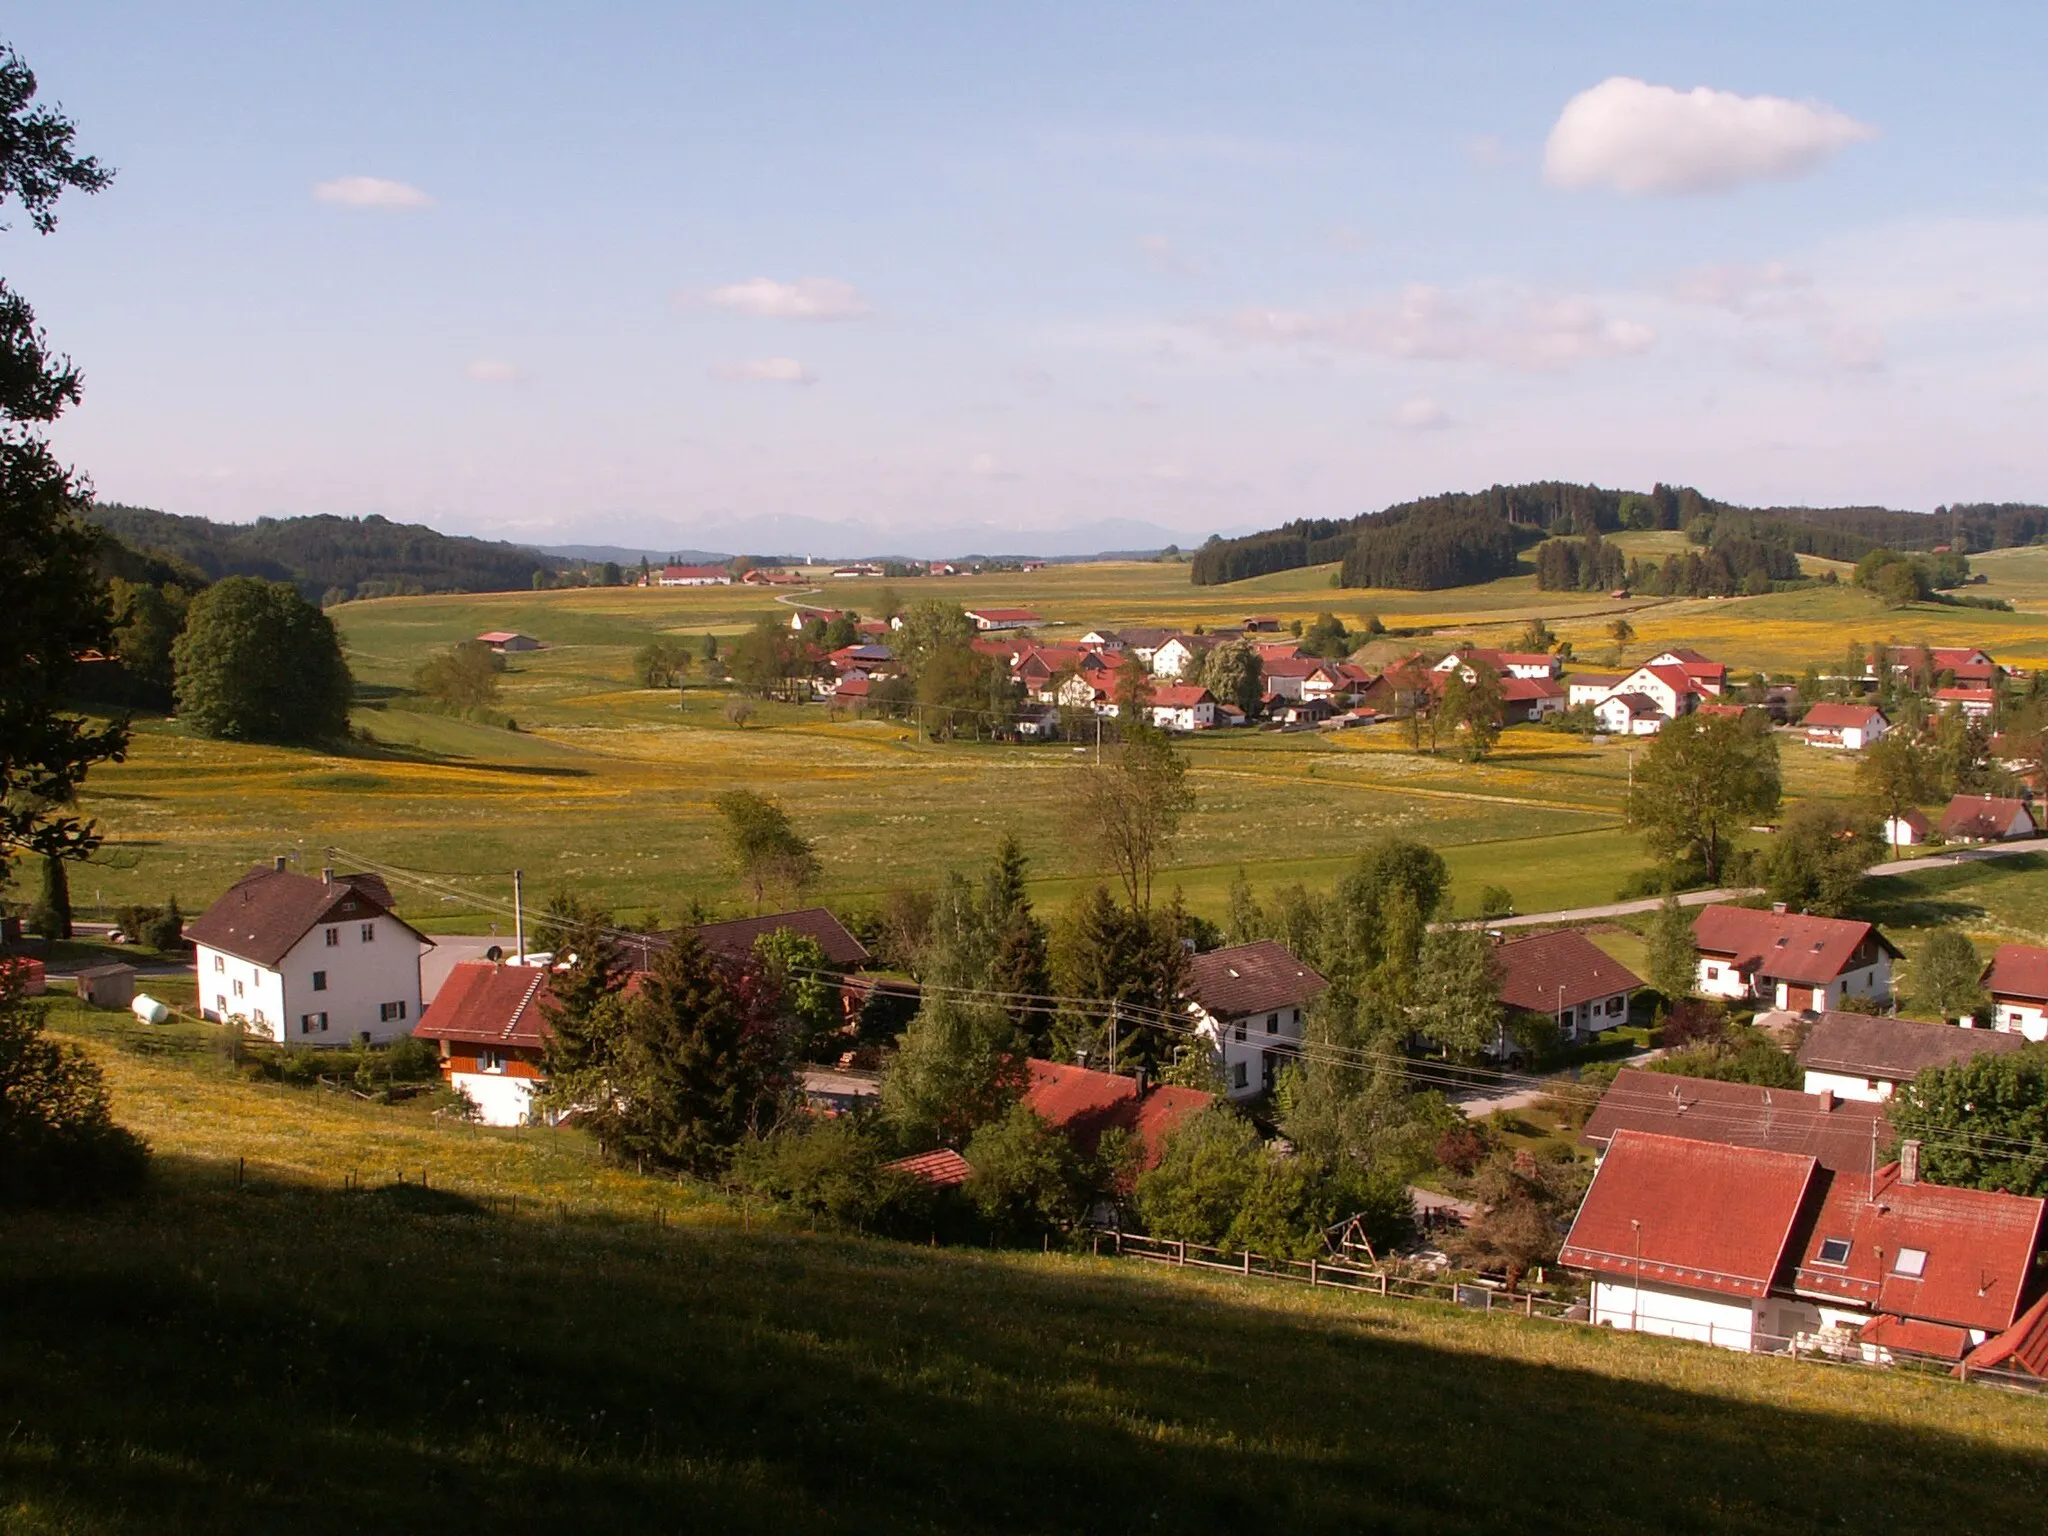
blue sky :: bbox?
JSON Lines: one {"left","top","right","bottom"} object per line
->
{"left": 9, "top": 2, "right": 2048, "bottom": 554}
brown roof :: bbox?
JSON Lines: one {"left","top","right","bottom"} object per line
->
{"left": 1581, "top": 1068, "right": 1890, "bottom": 1174}
{"left": 1795, "top": 1012, "right": 2024, "bottom": 1083}
{"left": 1691, "top": 904, "right": 1900, "bottom": 985}
{"left": 1494, "top": 930, "right": 1642, "bottom": 1013}
{"left": 1983, "top": 943, "right": 2048, "bottom": 1003}
{"left": 1182, "top": 941, "right": 1327, "bottom": 1020}
{"left": 1788, "top": 1164, "right": 2045, "bottom": 1334}
{"left": 413, "top": 960, "right": 557, "bottom": 1049}
{"left": 1560, "top": 1130, "right": 1817, "bottom": 1300}
{"left": 1803, "top": 702, "right": 1887, "bottom": 730}
{"left": 186, "top": 865, "right": 424, "bottom": 968}
{"left": 1939, "top": 794, "right": 2035, "bottom": 840}
{"left": 672, "top": 908, "right": 871, "bottom": 969}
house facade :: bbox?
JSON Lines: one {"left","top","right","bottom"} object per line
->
{"left": 1181, "top": 940, "right": 1327, "bottom": 1099}
{"left": 1493, "top": 929, "right": 1641, "bottom": 1043}
{"left": 1940, "top": 794, "right": 2036, "bottom": 843}
{"left": 1802, "top": 703, "right": 1888, "bottom": 751}
{"left": 187, "top": 861, "right": 429, "bottom": 1046}
{"left": 1982, "top": 943, "right": 2048, "bottom": 1040}
{"left": 1692, "top": 904, "right": 1898, "bottom": 1013}
{"left": 413, "top": 960, "right": 558, "bottom": 1126}
{"left": 1149, "top": 684, "right": 1217, "bottom": 732}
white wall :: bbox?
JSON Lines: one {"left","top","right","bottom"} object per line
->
{"left": 1802, "top": 1068, "right": 1890, "bottom": 1103}
{"left": 1190, "top": 1002, "right": 1305, "bottom": 1099}
{"left": 1696, "top": 958, "right": 1753, "bottom": 1000}
{"left": 1591, "top": 1278, "right": 1763, "bottom": 1352}
{"left": 451, "top": 1069, "right": 538, "bottom": 1127}
{"left": 196, "top": 943, "right": 286, "bottom": 1039}
{"left": 1992, "top": 1000, "right": 2048, "bottom": 1042}
{"left": 275, "top": 912, "right": 424, "bottom": 1045}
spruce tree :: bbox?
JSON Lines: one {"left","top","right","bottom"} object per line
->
{"left": 617, "top": 934, "right": 778, "bottom": 1174}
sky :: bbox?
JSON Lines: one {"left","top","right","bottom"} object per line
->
{"left": 8, "top": 2, "right": 2048, "bottom": 556}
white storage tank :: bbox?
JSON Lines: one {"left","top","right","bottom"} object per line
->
{"left": 130, "top": 993, "right": 171, "bottom": 1025}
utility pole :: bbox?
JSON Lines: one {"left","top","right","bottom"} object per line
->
{"left": 513, "top": 869, "right": 525, "bottom": 964}
{"left": 1108, "top": 1001, "right": 1119, "bottom": 1074}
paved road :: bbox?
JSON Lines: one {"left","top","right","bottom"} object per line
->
{"left": 1860, "top": 841, "right": 2044, "bottom": 877}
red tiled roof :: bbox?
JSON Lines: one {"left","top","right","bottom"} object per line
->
{"left": 1261, "top": 656, "right": 1325, "bottom": 679}
{"left": 1935, "top": 687, "right": 1998, "bottom": 703}
{"left": 1641, "top": 664, "right": 1695, "bottom": 696}
{"left": 1858, "top": 1313, "right": 1970, "bottom": 1360}
{"left": 187, "top": 866, "right": 423, "bottom": 968}
{"left": 1803, "top": 702, "right": 1886, "bottom": 730}
{"left": 1788, "top": 1165, "right": 2045, "bottom": 1333}
{"left": 1494, "top": 929, "right": 1642, "bottom": 1013}
{"left": 1023, "top": 1059, "right": 1215, "bottom": 1170}
{"left": 414, "top": 960, "right": 557, "bottom": 1049}
{"left": 1151, "top": 684, "right": 1214, "bottom": 708}
{"left": 1182, "top": 941, "right": 1327, "bottom": 1019}
{"left": 1653, "top": 647, "right": 1713, "bottom": 664}
{"left": 1559, "top": 1130, "right": 1817, "bottom": 1299}
{"left": 1965, "top": 1290, "right": 2048, "bottom": 1377}
{"left": 1581, "top": 1068, "right": 1890, "bottom": 1174}
{"left": 886, "top": 1148, "right": 974, "bottom": 1187}
{"left": 1983, "top": 942, "right": 2048, "bottom": 1003}
{"left": 834, "top": 677, "right": 872, "bottom": 698}
{"left": 1939, "top": 795, "right": 2035, "bottom": 840}
{"left": 1499, "top": 676, "right": 1565, "bottom": 702}
{"left": 1691, "top": 904, "right": 1898, "bottom": 985}
{"left": 1794, "top": 1012, "right": 2024, "bottom": 1082}
{"left": 1497, "top": 652, "right": 1556, "bottom": 667}
{"left": 662, "top": 564, "right": 729, "bottom": 580}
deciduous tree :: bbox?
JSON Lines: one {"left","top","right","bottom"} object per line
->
{"left": 172, "top": 577, "right": 352, "bottom": 743}
{"left": 1856, "top": 731, "right": 1935, "bottom": 857}
{"left": 1627, "top": 712, "right": 1781, "bottom": 885}
{"left": 1762, "top": 802, "right": 1882, "bottom": 917}
{"left": 713, "top": 790, "right": 820, "bottom": 912}
{"left": 1890, "top": 1046, "right": 2048, "bottom": 1197}
{"left": 1072, "top": 724, "right": 1194, "bottom": 911}
{"left": 1914, "top": 928, "right": 1985, "bottom": 1023}
{"left": 1645, "top": 893, "right": 1697, "bottom": 1002}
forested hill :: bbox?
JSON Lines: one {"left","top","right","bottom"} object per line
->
{"left": 83, "top": 504, "right": 562, "bottom": 602}
{"left": 1189, "top": 483, "right": 2048, "bottom": 590}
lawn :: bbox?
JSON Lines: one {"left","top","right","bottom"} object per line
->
{"left": 4, "top": 1006, "right": 2046, "bottom": 1534}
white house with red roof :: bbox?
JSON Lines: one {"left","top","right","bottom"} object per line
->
{"left": 1567, "top": 672, "right": 1624, "bottom": 708}
{"left": 1151, "top": 633, "right": 1221, "bottom": 680}
{"left": 187, "top": 861, "right": 431, "bottom": 1046}
{"left": 1981, "top": 943, "right": 2048, "bottom": 1040}
{"left": 1493, "top": 929, "right": 1642, "bottom": 1042}
{"left": 1646, "top": 648, "right": 1728, "bottom": 695}
{"left": 1259, "top": 654, "right": 1324, "bottom": 700}
{"left": 1498, "top": 674, "right": 1567, "bottom": 722}
{"left": 1939, "top": 793, "right": 2036, "bottom": 843}
{"left": 658, "top": 563, "right": 731, "bottom": 586}
{"left": 1593, "top": 692, "right": 1665, "bottom": 736}
{"left": 1934, "top": 686, "right": 1999, "bottom": 720}
{"left": 1801, "top": 702, "right": 1889, "bottom": 750}
{"left": 1795, "top": 1012, "right": 2024, "bottom": 1102}
{"left": 1692, "top": 904, "right": 1899, "bottom": 1013}
{"left": 1180, "top": 940, "right": 1327, "bottom": 1099}
{"left": 1609, "top": 663, "right": 1703, "bottom": 720}
{"left": 1432, "top": 649, "right": 1561, "bottom": 682}
{"left": 1149, "top": 683, "right": 1217, "bottom": 732}
{"left": 413, "top": 959, "right": 560, "bottom": 1125}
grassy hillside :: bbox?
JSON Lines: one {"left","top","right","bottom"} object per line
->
{"left": 5, "top": 1006, "right": 2046, "bottom": 1534}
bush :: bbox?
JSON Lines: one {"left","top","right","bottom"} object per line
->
{"left": 963, "top": 1102, "right": 1092, "bottom": 1242}
{"left": 1434, "top": 1122, "right": 1492, "bottom": 1176}
{"left": 0, "top": 973, "right": 149, "bottom": 1205}
{"left": 731, "top": 1114, "right": 936, "bottom": 1236}
{"left": 115, "top": 897, "right": 185, "bottom": 952}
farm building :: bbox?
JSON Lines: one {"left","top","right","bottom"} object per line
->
{"left": 1181, "top": 940, "right": 1327, "bottom": 1100}
{"left": 1693, "top": 904, "right": 1898, "bottom": 1013}
{"left": 1882, "top": 810, "right": 1930, "bottom": 848}
{"left": 658, "top": 564, "right": 732, "bottom": 586}
{"left": 963, "top": 608, "right": 1041, "bottom": 633}
{"left": 75, "top": 962, "right": 137, "bottom": 1009}
{"left": 1939, "top": 794, "right": 2036, "bottom": 843}
{"left": 187, "top": 861, "right": 429, "bottom": 1046}
{"left": 477, "top": 631, "right": 540, "bottom": 652}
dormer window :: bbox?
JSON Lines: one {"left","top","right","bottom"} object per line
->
{"left": 1893, "top": 1248, "right": 1928, "bottom": 1278}
{"left": 1816, "top": 1237, "right": 1851, "bottom": 1265}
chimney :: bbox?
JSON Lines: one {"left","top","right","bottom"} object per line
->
{"left": 1815, "top": 1087, "right": 1834, "bottom": 1111}
{"left": 1900, "top": 1139, "right": 1921, "bottom": 1185}
{"left": 1771, "top": 902, "right": 1788, "bottom": 915}
{"left": 273, "top": 855, "right": 288, "bottom": 873}
{"left": 321, "top": 866, "right": 334, "bottom": 885}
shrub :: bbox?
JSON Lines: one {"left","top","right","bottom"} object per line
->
{"left": 732, "top": 1114, "right": 935, "bottom": 1235}
{"left": 1434, "top": 1121, "right": 1492, "bottom": 1176}
{"left": 0, "top": 972, "right": 149, "bottom": 1205}
{"left": 962, "top": 1102, "right": 1091, "bottom": 1242}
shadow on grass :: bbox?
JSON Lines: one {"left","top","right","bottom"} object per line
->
{"left": 2, "top": 1155, "right": 2044, "bottom": 1534}
{"left": 1859, "top": 853, "right": 2047, "bottom": 931}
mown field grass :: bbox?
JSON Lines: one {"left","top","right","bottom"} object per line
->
{"left": 5, "top": 1005, "right": 2046, "bottom": 1535}
{"left": 63, "top": 549, "right": 2048, "bottom": 933}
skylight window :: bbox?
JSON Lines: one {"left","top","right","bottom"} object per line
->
{"left": 1893, "top": 1248, "right": 1928, "bottom": 1278}
{"left": 1816, "top": 1237, "right": 1851, "bottom": 1265}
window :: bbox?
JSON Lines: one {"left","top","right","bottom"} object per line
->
{"left": 252, "top": 1009, "right": 266, "bottom": 1026}
{"left": 325, "top": 927, "right": 339, "bottom": 947}
{"left": 1291, "top": 1008, "right": 1300, "bottom": 1025}
{"left": 232, "top": 979, "right": 244, "bottom": 998}
{"left": 216, "top": 994, "right": 227, "bottom": 1015}
{"left": 1232, "top": 1061, "right": 1248, "bottom": 1089}
{"left": 213, "top": 954, "right": 224, "bottom": 973}
{"left": 311, "top": 970, "right": 327, "bottom": 992}
{"left": 379, "top": 1000, "right": 407, "bottom": 1022}
{"left": 1232, "top": 1020, "right": 1245, "bottom": 1041}
{"left": 360, "top": 922, "right": 376, "bottom": 943}
{"left": 480, "top": 1049, "right": 507, "bottom": 1074}
{"left": 1266, "top": 1012, "right": 1279, "bottom": 1034}
{"left": 1705, "top": 966, "right": 1719, "bottom": 980}
{"left": 1893, "top": 1247, "right": 1928, "bottom": 1278}
{"left": 1816, "top": 1237, "right": 1852, "bottom": 1265}
{"left": 300, "top": 1012, "right": 328, "bottom": 1035}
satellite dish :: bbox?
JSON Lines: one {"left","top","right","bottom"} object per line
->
{"left": 485, "top": 944, "right": 504, "bottom": 962}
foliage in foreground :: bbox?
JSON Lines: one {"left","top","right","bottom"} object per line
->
{"left": 0, "top": 976, "right": 148, "bottom": 1205}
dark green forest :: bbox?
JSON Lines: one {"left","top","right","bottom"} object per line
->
{"left": 1191, "top": 482, "right": 2048, "bottom": 591}
{"left": 83, "top": 504, "right": 561, "bottom": 602}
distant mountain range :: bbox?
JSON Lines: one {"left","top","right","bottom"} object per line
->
{"left": 541, "top": 512, "right": 1224, "bottom": 564}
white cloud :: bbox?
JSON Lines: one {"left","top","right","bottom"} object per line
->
{"left": 715, "top": 357, "right": 815, "bottom": 384}
{"left": 1544, "top": 77, "right": 1876, "bottom": 195}
{"left": 704, "top": 277, "right": 871, "bottom": 320}
{"left": 464, "top": 359, "right": 523, "bottom": 384}
{"left": 314, "top": 176, "right": 433, "bottom": 209}
{"left": 1392, "top": 398, "right": 1451, "bottom": 431}
{"left": 1214, "top": 283, "right": 1656, "bottom": 371}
